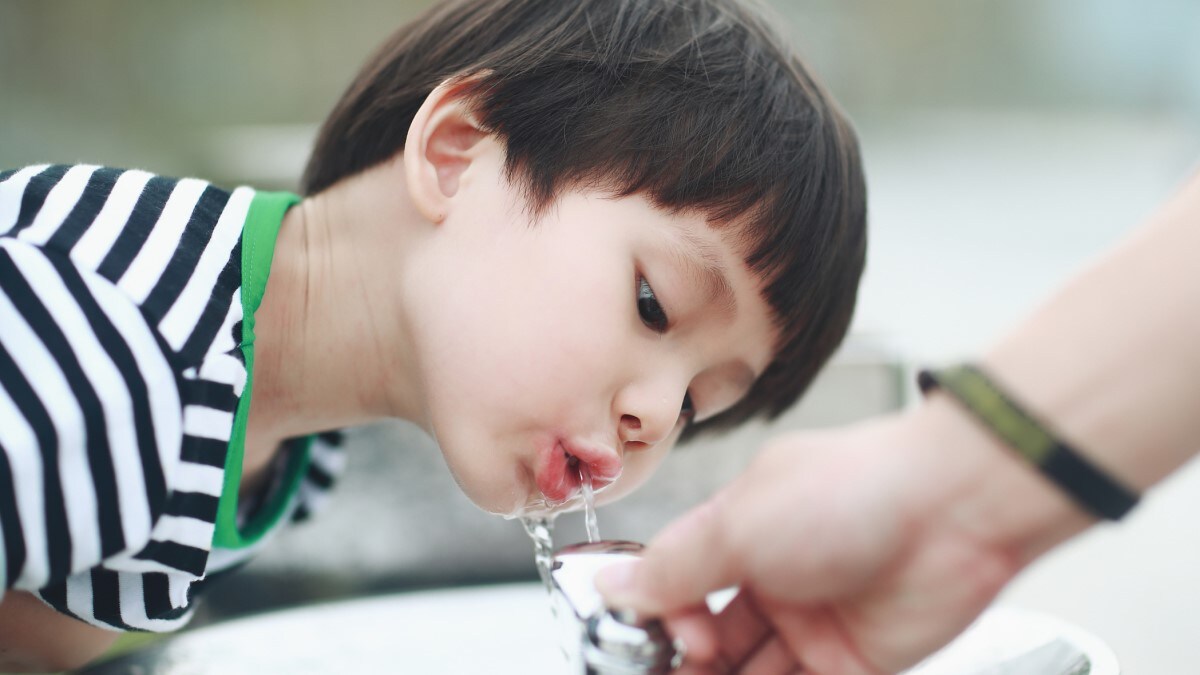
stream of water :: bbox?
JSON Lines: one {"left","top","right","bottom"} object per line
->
{"left": 579, "top": 464, "right": 599, "bottom": 543}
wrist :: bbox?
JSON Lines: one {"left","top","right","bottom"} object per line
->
{"left": 904, "top": 393, "right": 1094, "bottom": 566}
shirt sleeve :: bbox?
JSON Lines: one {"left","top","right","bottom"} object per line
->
{"left": 0, "top": 164, "right": 264, "bottom": 632}
{"left": 0, "top": 235, "right": 185, "bottom": 608}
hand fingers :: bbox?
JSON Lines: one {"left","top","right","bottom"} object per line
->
{"left": 709, "top": 596, "right": 883, "bottom": 675}
{"left": 768, "top": 605, "right": 882, "bottom": 675}
{"left": 663, "top": 591, "right": 784, "bottom": 673}
{"left": 738, "top": 634, "right": 800, "bottom": 675}
{"left": 663, "top": 605, "right": 721, "bottom": 665}
{"left": 596, "top": 494, "right": 744, "bottom": 615}
{"left": 712, "top": 591, "right": 773, "bottom": 668}
{"left": 675, "top": 663, "right": 729, "bottom": 675}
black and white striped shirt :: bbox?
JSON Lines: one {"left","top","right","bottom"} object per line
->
{"left": 0, "top": 165, "right": 344, "bottom": 632}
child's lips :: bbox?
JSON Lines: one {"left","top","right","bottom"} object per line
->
{"left": 535, "top": 440, "right": 621, "bottom": 505}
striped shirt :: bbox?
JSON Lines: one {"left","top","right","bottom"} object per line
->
{"left": 0, "top": 165, "right": 344, "bottom": 632}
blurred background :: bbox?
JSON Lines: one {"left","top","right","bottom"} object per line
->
{"left": 4, "top": 0, "right": 1198, "bottom": 360}
{"left": 3, "top": 1, "right": 1199, "bottom": 672}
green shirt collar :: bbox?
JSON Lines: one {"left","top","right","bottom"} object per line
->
{"left": 213, "top": 190, "right": 313, "bottom": 550}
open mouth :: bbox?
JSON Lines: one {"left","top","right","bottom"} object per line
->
{"left": 534, "top": 440, "right": 621, "bottom": 506}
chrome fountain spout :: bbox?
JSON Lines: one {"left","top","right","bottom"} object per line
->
{"left": 549, "top": 540, "right": 684, "bottom": 674}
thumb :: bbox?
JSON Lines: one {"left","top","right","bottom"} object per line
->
{"left": 595, "top": 495, "right": 744, "bottom": 615}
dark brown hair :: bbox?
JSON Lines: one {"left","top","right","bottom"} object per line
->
{"left": 304, "top": 0, "right": 867, "bottom": 440}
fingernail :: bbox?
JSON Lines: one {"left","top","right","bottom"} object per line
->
{"left": 595, "top": 560, "right": 638, "bottom": 598}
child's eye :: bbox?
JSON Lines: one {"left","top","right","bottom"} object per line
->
{"left": 637, "top": 276, "right": 669, "bottom": 332}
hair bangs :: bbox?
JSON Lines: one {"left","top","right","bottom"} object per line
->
{"left": 303, "top": 0, "right": 867, "bottom": 440}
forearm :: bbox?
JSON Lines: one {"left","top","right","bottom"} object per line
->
{"left": 984, "top": 170, "right": 1200, "bottom": 490}
{"left": 917, "top": 170, "right": 1200, "bottom": 563}
{"left": 0, "top": 592, "right": 118, "bottom": 673}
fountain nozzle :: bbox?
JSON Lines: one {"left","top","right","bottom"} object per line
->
{"left": 550, "top": 541, "right": 683, "bottom": 674}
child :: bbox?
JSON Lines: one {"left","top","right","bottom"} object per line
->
{"left": 0, "top": 0, "right": 866, "bottom": 669}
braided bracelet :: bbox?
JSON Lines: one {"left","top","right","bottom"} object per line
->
{"left": 918, "top": 364, "right": 1140, "bottom": 521}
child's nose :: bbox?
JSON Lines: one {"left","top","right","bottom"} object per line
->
{"left": 613, "top": 365, "right": 691, "bottom": 447}
{"left": 615, "top": 390, "right": 682, "bottom": 448}
{"left": 618, "top": 414, "right": 651, "bottom": 452}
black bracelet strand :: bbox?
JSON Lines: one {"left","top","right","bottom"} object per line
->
{"left": 917, "top": 364, "right": 1140, "bottom": 521}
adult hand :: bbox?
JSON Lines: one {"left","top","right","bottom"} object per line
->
{"left": 597, "top": 399, "right": 1089, "bottom": 674}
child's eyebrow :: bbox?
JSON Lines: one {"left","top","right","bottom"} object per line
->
{"left": 670, "top": 228, "right": 738, "bottom": 316}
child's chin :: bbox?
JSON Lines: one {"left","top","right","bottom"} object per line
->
{"left": 457, "top": 474, "right": 536, "bottom": 519}
{"left": 502, "top": 486, "right": 601, "bottom": 521}
{"left": 438, "top": 449, "right": 529, "bottom": 517}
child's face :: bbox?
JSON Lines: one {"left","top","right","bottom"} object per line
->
{"left": 402, "top": 148, "right": 778, "bottom": 518}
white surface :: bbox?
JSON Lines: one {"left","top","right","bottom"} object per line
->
{"left": 141, "top": 584, "right": 1117, "bottom": 674}
{"left": 153, "top": 585, "right": 565, "bottom": 674}
{"left": 903, "top": 608, "right": 1118, "bottom": 675}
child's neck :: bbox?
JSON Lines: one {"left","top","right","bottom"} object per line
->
{"left": 242, "top": 161, "right": 428, "bottom": 478}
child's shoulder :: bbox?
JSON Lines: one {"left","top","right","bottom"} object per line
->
{"left": 1, "top": 164, "right": 246, "bottom": 253}
{"left": 2, "top": 164, "right": 257, "bottom": 332}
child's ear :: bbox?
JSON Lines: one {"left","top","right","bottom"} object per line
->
{"left": 404, "top": 78, "right": 489, "bottom": 224}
